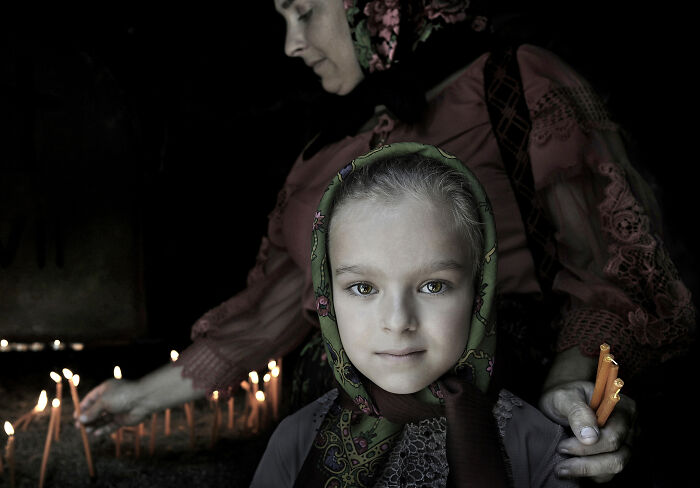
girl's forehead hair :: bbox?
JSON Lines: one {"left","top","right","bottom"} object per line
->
{"left": 330, "top": 153, "right": 485, "bottom": 274}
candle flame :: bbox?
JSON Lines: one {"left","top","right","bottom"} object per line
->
{"left": 73, "top": 375, "right": 80, "bottom": 387}
{"left": 4, "top": 421, "right": 14, "bottom": 436}
{"left": 255, "top": 391, "right": 265, "bottom": 402}
{"left": 271, "top": 366, "right": 280, "bottom": 378}
{"left": 50, "top": 371, "right": 62, "bottom": 383}
{"left": 35, "top": 390, "right": 48, "bottom": 412}
{"left": 263, "top": 373, "right": 271, "bottom": 383}
{"left": 114, "top": 366, "right": 122, "bottom": 380}
{"left": 170, "top": 350, "right": 179, "bottom": 362}
{"left": 52, "top": 398, "right": 60, "bottom": 408}
{"left": 62, "top": 368, "right": 73, "bottom": 380}
{"left": 212, "top": 390, "right": 219, "bottom": 400}
{"left": 267, "top": 360, "right": 276, "bottom": 370}
{"left": 53, "top": 339, "right": 61, "bottom": 347}
{"left": 249, "top": 371, "right": 259, "bottom": 384}
{"left": 0, "top": 339, "right": 8, "bottom": 347}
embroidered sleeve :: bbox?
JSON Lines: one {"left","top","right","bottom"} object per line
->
{"left": 178, "top": 238, "right": 313, "bottom": 396}
{"left": 518, "top": 45, "right": 695, "bottom": 376}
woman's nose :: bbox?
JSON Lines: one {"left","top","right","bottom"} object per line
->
{"left": 381, "top": 291, "right": 418, "bottom": 333}
{"left": 284, "top": 22, "right": 306, "bottom": 57}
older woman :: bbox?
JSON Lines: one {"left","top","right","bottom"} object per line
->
{"left": 79, "top": 1, "right": 695, "bottom": 484}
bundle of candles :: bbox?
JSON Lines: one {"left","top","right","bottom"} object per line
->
{"left": 590, "top": 343, "right": 624, "bottom": 426}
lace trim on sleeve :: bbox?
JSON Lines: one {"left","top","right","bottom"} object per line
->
{"left": 530, "top": 85, "right": 619, "bottom": 146}
{"left": 557, "top": 162, "right": 695, "bottom": 374}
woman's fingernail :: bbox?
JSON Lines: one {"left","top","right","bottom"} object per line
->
{"left": 580, "top": 426, "right": 598, "bottom": 439}
{"left": 557, "top": 469, "right": 570, "bottom": 478}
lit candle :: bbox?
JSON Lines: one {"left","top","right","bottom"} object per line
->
{"left": 39, "top": 399, "right": 60, "bottom": 488}
{"left": 51, "top": 339, "right": 62, "bottom": 351}
{"left": 30, "top": 342, "right": 45, "bottom": 352}
{"left": 270, "top": 363, "right": 281, "bottom": 421}
{"left": 184, "top": 401, "right": 195, "bottom": 449}
{"left": 49, "top": 372, "right": 63, "bottom": 441}
{"left": 63, "top": 372, "right": 95, "bottom": 477}
{"left": 16, "top": 389, "right": 47, "bottom": 431}
{"left": 210, "top": 390, "right": 220, "bottom": 448}
{"left": 70, "top": 343, "right": 84, "bottom": 351}
{"left": 246, "top": 372, "right": 260, "bottom": 433}
{"left": 0, "top": 339, "right": 8, "bottom": 351}
{"left": 165, "top": 350, "right": 179, "bottom": 436}
{"left": 113, "top": 366, "right": 122, "bottom": 457}
{"left": 4, "top": 421, "right": 15, "bottom": 488}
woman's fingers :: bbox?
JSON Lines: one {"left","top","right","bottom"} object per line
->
{"left": 556, "top": 445, "right": 632, "bottom": 482}
{"left": 77, "top": 380, "right": 112, "bottom": 424}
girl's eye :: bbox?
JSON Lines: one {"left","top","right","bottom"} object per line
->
{"left": 420, "top": 281, "right": 445, "bottom": 294}
{"left": 350, "top": 283, "right": 375, "bottom": 296}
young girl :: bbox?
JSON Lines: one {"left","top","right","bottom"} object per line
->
{"left": 250, "top": 142, "right": 578, "bottom": 488}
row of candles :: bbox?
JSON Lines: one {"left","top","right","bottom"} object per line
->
{"left": 0, "top": 339, "right": 84, "bottom": 352}
{"left": 0, "top": 350, "right": 282, "bottom": 487}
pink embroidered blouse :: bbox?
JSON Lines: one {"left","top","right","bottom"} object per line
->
{"left": 178, "top": 45, "right": 695, "bottom": 395}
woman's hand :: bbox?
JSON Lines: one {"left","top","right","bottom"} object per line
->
{"left": 539, "top": 380, "right": 636, "bottom": 483}
{"left": 76, "top": 378, "right": 150, "bottom": 437}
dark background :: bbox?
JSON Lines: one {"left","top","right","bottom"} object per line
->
{"left": 2, "top": 2, "right": 697, "bottom": 347}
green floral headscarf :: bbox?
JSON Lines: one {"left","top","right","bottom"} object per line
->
{"left": 299, "top": 142, "right": 500, "bottom": 487}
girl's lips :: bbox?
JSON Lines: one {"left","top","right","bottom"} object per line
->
{"left": 376, "top": 349, "right": 425, "bottom": 358}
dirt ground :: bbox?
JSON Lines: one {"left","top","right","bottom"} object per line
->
{"left": 0, "top": 344, "right": 275, "bottom": 488}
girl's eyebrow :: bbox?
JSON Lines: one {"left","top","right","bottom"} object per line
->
{"left": 334, "top": 259, "right": 466, "bottom": 277}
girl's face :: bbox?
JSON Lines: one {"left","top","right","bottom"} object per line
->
{"left": 274, "top": 0, "right": 364, "bottom": 95}
{"left": 329, "top": 197, "right": 474, "bottom": 394}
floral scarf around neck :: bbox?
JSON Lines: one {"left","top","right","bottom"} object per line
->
{"left": 295, "top": 142, "right": 505, "bottom": 487}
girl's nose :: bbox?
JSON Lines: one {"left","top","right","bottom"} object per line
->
{"left": 284, "top": 21, "right": 306, "bottom": 58}
{"left": 381, "top": 291, "right": 418, "bottom": 333}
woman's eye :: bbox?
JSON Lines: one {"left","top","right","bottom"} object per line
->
{"left": 298, "top": 8, "right": 313, "bottom": 21}
{"left": 420, "top": 281, "right": 445, "bottom": 294}
{"left": 350, "top": 283, "right": 375, "bottom": 296}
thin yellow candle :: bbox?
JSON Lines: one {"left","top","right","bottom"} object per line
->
{"left": 113, "top": 366, "right": 122, "bottom": 457}
{"left": 246, "top": 373, "right": 260, "bottom": 433}
{"left": 270, "top": 365, "right": 281, "bottom": 421}
{"left": 64, "top": 374, "right": 95, "bottom": 477}
{"left": 4, "top": 421, "right": 15, "bottom": 488}
{"left": 227, "top": 386, "right": 234, "bottom": 431}
{"left": 590, "top": 354, "right": 613, "bottom": 410}
{"left": 596, "top": 385, "right": 622, "bottom": 426}
{"left": 49, "top": 372, "right": 63, "bottom": 441}
{"left": 39, "top": 399, "right": 60, "bottom": 488}
{"left": 210, "top": 390, "right": 221, "bottom": 448}
{"left": 149, "top": 413, "right": 157, "bottom": 456}
{"left": 165, "top": 350, "right": 179, "bottom": 436}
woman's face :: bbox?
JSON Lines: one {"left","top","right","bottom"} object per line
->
{"left": 329, "top": 197, "right": 474, "bottom": 394}
{"left": 274, "top": 0, "right": 364, "bottom": 95}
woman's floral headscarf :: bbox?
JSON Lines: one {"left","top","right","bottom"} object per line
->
{"left": 345, "top": 0, "right": 489, "bottom": 73}
{"left": 296, "top": 142, "right": 505, "bottom": 487}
